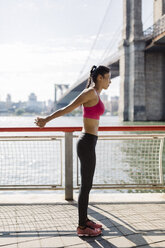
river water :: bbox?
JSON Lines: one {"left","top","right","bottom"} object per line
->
{"left": 0, "top": 115, "right": 165, "bottom": 194}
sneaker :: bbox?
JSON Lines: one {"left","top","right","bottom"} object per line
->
{"left": 86, "top": 219, "right": 102, "bottom": 229}
{"left": 77, "top": 226, "right": 102, "bottom": 237}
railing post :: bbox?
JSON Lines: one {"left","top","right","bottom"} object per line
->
{"left": 65, "top": 132, "right": 73, "bottom": 200}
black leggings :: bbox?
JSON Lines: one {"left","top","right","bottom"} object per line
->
{"left": 76, "top": 132, "right": 98, "bottom": 226}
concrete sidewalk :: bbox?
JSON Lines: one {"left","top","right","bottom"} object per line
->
{"left": 0, "top": 193, "right": 165, "bottom": 248}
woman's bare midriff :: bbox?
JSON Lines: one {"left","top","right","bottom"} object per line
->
{"left": 82, "top": 118, "right": 99, "bottom": 136}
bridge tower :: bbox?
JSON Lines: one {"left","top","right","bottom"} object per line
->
{"left": 145, "top": 0, "right": 165, "bottom": 121}
{"left": 154, "top": 0, "right": 165, "bottom": 22}
{"left": 119, "top": 0, "right": 165, "bottom": 121}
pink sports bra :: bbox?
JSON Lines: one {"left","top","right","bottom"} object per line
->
{"left": 83, "top": 89, "right": 105, "bottom": 120}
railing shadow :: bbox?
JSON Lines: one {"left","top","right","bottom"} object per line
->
{"left": 84, "top": 201, "right": 165, "bottom": 248}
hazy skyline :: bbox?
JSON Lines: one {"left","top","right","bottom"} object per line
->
{"left": 0, "top": 0, "right": 153, "bottom": 102}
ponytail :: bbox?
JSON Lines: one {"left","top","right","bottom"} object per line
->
{"left": 86, "top": 65, "right": 97, "bottom": 88}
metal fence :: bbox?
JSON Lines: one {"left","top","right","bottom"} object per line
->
{"left": 143, "top": 14, "right": 165, "bottom": 40}
{"left": 0, "top": 126, "right": 165, "bottom": 200}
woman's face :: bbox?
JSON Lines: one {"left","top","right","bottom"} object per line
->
{"left": 102, "top": 72, "right": 111, "bottom": 89}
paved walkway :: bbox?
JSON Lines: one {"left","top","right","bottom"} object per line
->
{"left": 0, "top": 193, "right": 165, "bottom": 248}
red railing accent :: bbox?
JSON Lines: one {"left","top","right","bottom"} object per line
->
{"left": 0, "top": 126, "right": 165, "bottom": 132}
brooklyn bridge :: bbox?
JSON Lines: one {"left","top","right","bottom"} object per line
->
{"left": 55, "top": 0, "right": 165, "bottom": 121}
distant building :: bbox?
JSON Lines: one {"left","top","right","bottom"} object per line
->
{"left": 100, "top": 92, "right": 110, "bottom": 111}
{"left": 0, "top": 101, "right": 7, "bottom": 114}
{"left": 109, "top": 96, "right": 119, "bottom": 115}
{"left": 5, "top": 94, "right": 13, "bottom": 112}
{"left": 0, "top": 92, "right": 56, "bottom": 115}
{"left": 29, "top": 93, "right": 37, "bottom": 102}
{"left": 26, "top": 93, "right": 46, "bottom": 113}
{"left": 6, "top": 94, "right": 11, "bottom": 102}
{"left": 47, "top": 99, "right": 54, "bottom": 113}
{"left": 14, "top": 101, "right": 27, "bottom": 110}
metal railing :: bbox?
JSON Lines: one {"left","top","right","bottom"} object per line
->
{"left": 143, "top": 14, "right": 165, "bottom": 40}
{"left": 0, "top": 126, "right": 165, "bottom": 200}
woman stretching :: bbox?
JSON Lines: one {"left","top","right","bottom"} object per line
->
{"left": 35, "top": 65, "right": 111, "bottom": 237}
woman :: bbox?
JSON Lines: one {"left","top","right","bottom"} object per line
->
{"left": 35, "top": 65, "right": 111, "bottom": 237}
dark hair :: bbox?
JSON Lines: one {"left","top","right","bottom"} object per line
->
{"left": 86, "top": 65, "right": 110, "bottom": 88}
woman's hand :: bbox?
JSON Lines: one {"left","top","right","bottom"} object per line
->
{"left": 34, "top": 117, "right": 47, "bottom": 128}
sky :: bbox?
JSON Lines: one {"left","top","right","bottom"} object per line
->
{"left": 0, "top": 0, "right": 153, "bottom": 103}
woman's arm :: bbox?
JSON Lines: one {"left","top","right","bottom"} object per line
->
{"left": 35, "top": 88, "right": 94, "bottom": 128}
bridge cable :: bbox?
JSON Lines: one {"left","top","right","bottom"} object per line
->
{"left": 143, "top": 12, "right": 153, "bottom": 30}
{"left": 77, "top": 0, "right": 113, "bottom": 78}
{"left": 99, "top": 11, "right": 153, "bottom": 65}
{"left": 98, "top": 24, "right": 122, "bottom": 65}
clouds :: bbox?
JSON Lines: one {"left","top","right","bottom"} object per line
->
{"left": 0, "top": 31, "right": 121, "bottom": 101}
{"left": 0, "top": 30, "right": 120, "bottom": 74}
{"left": 0, "top": 0, "right": 123, "bottom": 44}
{"left": 0, "top": 0, "right": 153, "bottom": 102}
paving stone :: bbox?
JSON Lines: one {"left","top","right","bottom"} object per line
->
{"left": 124, "top": 233, "right": 153, "bottom": 246}
{"left": 154, "top": 241, "right": 165, "bottom": 247}
{"left": 138, "top": 241, "right": 165, "bottom": 248}
{"left": 40, "top": 236, "right": 64, "bottom": 248}
{"left": 0, "top": 244, "right": 18, "bottom": 248}
{"left": 17, "top": 239, "right": 41, "bottom": 248}
{"left": 145, "top": 232, "right": 165, "bottom": 243}
{"left": 0, "top": 237, "right": 17, "bottom": 247}
{"left": 61, "top": 235, "right": 88, "bottom": 247}
{"left": 65, "top": 243, "right": 92, "bottom": 248}
{"left": 102, "top": 226, "right": 123, "bottom": 239}
{"left": 106, "top": 236, "right": 136, "bottom": 247}
{"left": 116, "top": 224, "right": 136, "bottom": 235}
{"left": 100, "top": 218, "right": 115, "bottom": 228}
{"left": 0, "top": 194, "right": 165, "bottom": 248}
{"left": 89, "top": 238, "right": 118, "bottom": 248}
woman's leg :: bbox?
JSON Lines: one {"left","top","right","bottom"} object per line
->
{"left": 76, "top": 133, "right": 97, "bottom": 227}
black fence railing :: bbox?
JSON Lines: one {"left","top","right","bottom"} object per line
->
{"left": 143, "top": 14, "right": 165, "bottom": 40}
